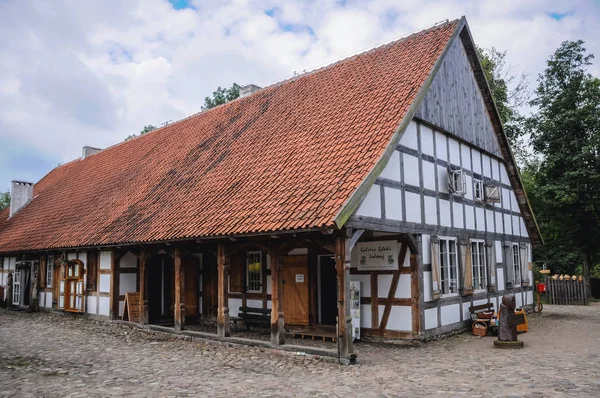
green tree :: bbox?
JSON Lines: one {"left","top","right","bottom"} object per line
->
{"left": 477, "top": 47, "right": 530, "bottom": 164}
{"left": 527, "top": 40, "right": 600, "bottom": 295}
{"left": 201, "top": 83, "right": 240, "bottom": 110}
{"left": 125, "top": 125, "right": 156, "bottom": 141}
{"left": 0, "top": 190, "right": 10, "bottom": 211}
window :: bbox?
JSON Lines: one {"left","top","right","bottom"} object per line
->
{"left": 512, "top": 244, "right": 521, "bottom": 285}
{"left": 473, "top": 179, "right": 484, "bottom": 201}
{"left": 13, "top": 269, "right": 21, "bottom": 305}
{"left": 484, "top": 185, "right": 500, "bottom": 203}
{"left": 448, "top": 169, "right": 466, "bottom": 195}
{"left": 439, "top": 238, "right": 458, "bottom": 295}
{"left": 471, "top": 241, "right": 486, "bottom": 290}
{"left": 246, "top": 251, "right": 262, "bottom": 292}
{"left": 46, "top": 255, "right": 53, "bottom": 287}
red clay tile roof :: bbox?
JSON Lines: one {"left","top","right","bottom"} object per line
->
{"left": 0, "top": 20, "right": 459, "bottom": 253}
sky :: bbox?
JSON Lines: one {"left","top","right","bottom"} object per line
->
{"left": 1, "top": 0, "right": 599, "bottom": 193}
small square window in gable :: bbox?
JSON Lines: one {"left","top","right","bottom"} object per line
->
{"left": 420, "top": 125, "right": 435, "bottom": 157}
{"left": 403, "top": 154, "right": 420, "bottom": 187}
{"left": 422, "top": 160, "right": 436, "bottom": 190}
{"left": 404, "top": 192, "right": 421, "bottom": 223}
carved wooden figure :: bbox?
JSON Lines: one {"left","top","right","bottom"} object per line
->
{"left": 6, "top": 272, "right": 13, "bottom": 309}
{"left": 494, "top": 295, "right": 525, "bottom": 348}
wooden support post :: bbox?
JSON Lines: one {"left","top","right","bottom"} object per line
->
{"left": 139, "top": 249, "right": 148, "bottom": 325}
{"left": 270, "top": 246, "right": 285, "bottom": 346}
{"left": 109, "top": 249, "right": 121, "bottom": 320}
{"left": 410, "top": 253, "right": 421, "bottom": 336}
{"left": 174, "top": 248, "right": 185, "bottom": 332}
{"left": 217, "top": 245, "right": 230, "bottom": 337}
{"left": 336, "top": 236, "right": 354, "bottom": 362}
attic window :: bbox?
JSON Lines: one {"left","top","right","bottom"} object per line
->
{"left": 448, "top": 169, "right": 466, "bottom": 195}
{"left": 473, "top": 179, "right": 484, "bottom": 201}
{"left": 485, "top": 184, "right": 501, "bottom": 204}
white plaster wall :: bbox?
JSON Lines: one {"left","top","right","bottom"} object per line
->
{"left": 99, "top": 297, "right": 110, "bottom": 316}
{"left": 437, "top": 166, "right": 449, "bottom": 194}
{"left": 421, "top": 125, "right": 435, "bottom": 156}
{"left": 448, "top": 138, "right": 460, "bottom": 166}
{"left": 380, "top": 150, "right": 401, "bottom": 181}
{"left": 472, "top": 150, "right": 482, "bottom": 174}
{"left": 387, "top": 306, "right": 412, "bottom": 331}
{"left": 453, "top": 202, "right": 464, "bottom": 229}
{"left": 350, "top": 275, "right": 371, "bottom": 298}
{"left": 495, "top": 212, "right": 504, "bottom": 234}
{"left": 384, "top": 187, "right": 402, "bottom": 221}
{"left": 504, "top": 213, "right": 512, "bottom": 235}
{"left": 500, "top": 163, "right": 510, "bottom": 184}
{"left": 266, "top": 299, "right": 271, "bottom": 309}
{"left": 521, "top": 220, "right": 528, "bottom": 237}
{"left": 486, "top": 209, "right": 495, "bottom": 233}
{"left": 99, "top": 274, "right": 111, "bottom": 293}
{"left": 497, "top": 268, "right": 505, "bottom": 291}
{"left": 425, "top": 308, "right": 438, "bottom": 330}
{"left": 405, "top": 192, "right": 421, "bottom": 223}
{"left": 87, "top": 296, "right": 97, "bottom": 315}
{"left": 461, "top": 144, "right": 472, "bottom": 171}
{"left": 378, "top": 275, "right": 393, "bottom": 298}
{"left": 515, "top": 294, "right": 523, "bottom": 308}
{"left": 424, "top": 196, "right": 437, "bottom": 225}
{"left": 229, "top": 298, "right": 243, "bottom": 317}
{"left": 482, "top": 154, "right": 491, "bottom": 178}
{"left": 399, "top": 121, "right": 419, "bottom": 150}
{"left": 38, "top": 292, "right": 45, "bottom": 307}
{"left": 266, "top": 276, "right": 272, "bottom": 295}
{"left": 512, "top": 216, "right": 521, "bottom": 237}
{"left": 502, "top": 188, "right": 511, "bottom": 210}
{"left": 403, "top": 251, "right": 411, "bottom": 267}
{"left": 462, "top": 302, "right": 471, "bottom": 321}
{"left": 475, "top": 207, "right": 485, "bottom": 232}
{"left": 440, "top": 304, "right": 461, "bottom": 326}
{"left": 491, "top": 158, "right": 500, "bottom": 180}
{"left": 423, "top": 271, "right": 433, "bottom": 302}
{"left": 422, "top": 234, "right": 431, "bottom": 264}
{"left": 526, "top": 290, "right": 534, "bottom": 305}
{"left": 45, "top": 292, "right": 52, "bottom": 308}
{"left": 99, "top": 251, "right": 111, "bottom": 269}
{"left": 422, "top": 161, "right": 436, "bottom": 190}
{"left": 247, "top": 299, "right": 262, "bottom": 309}
{"left": 464, "top": 174, "right": 473, "bottom": 200}
{"left": 119, "top": 300, "right": 124, "bottom": 317}
{"left": 440, "top": 199, "right": 451, "bottom": 227}
{"left": 511, "top": 192, "right": 520, "bottom": 213}
{"left": 287, "top": 248, "right": 308, "bottom": 255}
{"left": 435, "top": 132, "right": 447, "bottom": 161}
{"left": 120, "top": 252, "right": 137, "bottom": 268}
{"left": 360, "top": 305, "right": 372, "bottom": 328}
{"left": 68, "top": 252, "right": 77, "bottom": 260}
{"left": 473, "top": 299, "right": 488, "bottom": 308}
{"left": 465, "top": 205, "right": 475, "bottom": 230}
{"left": 396, "top": 274, "right": 411, "bottom": 299}
{"left": 495, "top": 241, "right": 503, "bottom": 263}
{"left": 403, "top": 154, "right": 420, "bottom": 187}
{"left": 119, "top": 273, "right": 137, "bottom": 295}
{"left": 356, "top": 185, "right": 381, "bottom": 218}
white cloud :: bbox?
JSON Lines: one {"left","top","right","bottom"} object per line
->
{"left": 0, "top": 0, "right": 599, "bottom": 192}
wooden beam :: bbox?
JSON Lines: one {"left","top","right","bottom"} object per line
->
{"left": 270, "top": 245, "right": 285, "bottom": 345}
{"left": 217, "top": 245, "right": 230, "bottom": 337}
{"left": 336, "top": 236, "right": 355, "bottom": 361}
{"left": 139, "top": 249, "right": 148, "bottom": 325}
{"left": 370, "top": 272, "right": 378, "bottom": 328}
{"left": 410, "top": 253, "right": 421, "bottom": 334}
{"left": 174, "top": 248, "right": 185, "bottom": 332}
{"left": 379, "top": 243, "right": 407, "bottom": 330}
{"left": 109, "top": 249, "right": 122, "bottom": 320}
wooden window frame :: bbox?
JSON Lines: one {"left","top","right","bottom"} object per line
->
{"left": 46, "top": 255, "right": 54, "bottom": 288}
{"left": 448, "top": 169, "right": 466, "bottom": 195}
{"left": 13, "top": 269, "right": 21, "bottom": 305}
{"left": 246, "top": 251, "right": 262, "bottom": 293}
{"left": 439, "top": 237, "right": 459, "bottom": 296}
{"left": 512, "top": 243, "right": 522, "bottom": 286}
{"left": 470, "top": 240, "right": 487, "bottom": 292}
{"left": 473, "top": 179, "right": 484, "bottom": 201}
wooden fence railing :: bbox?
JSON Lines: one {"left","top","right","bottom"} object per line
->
{"left": 548, "top": 279, "right": 588, "bottom": 305}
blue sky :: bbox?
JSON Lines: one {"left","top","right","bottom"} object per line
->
{"left": 0, "top": 0, "right": 599, "bottom": 194}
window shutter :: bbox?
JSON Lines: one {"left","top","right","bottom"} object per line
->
{"left": 520, "top": 242, "right": 530, "bottom": 287}
{"left": 460, "top": 238, "right": 473, "bottom": 296}
{"left": 447, "top": 169, "right": 454, "bottom": 193}
{"left": 430, "top": 236, "right": 441, "bottom": 300}
{"left": 229, "top": 252, "right": 244, "bottom": 293}
{"left": 485, "top": 240, "right": 496, "bottom": 292}
{"left": 504, "top": 242, "right": 514, "bottom": 289}
{"left": 485, "top": 185, "right": 500, "bottom": 203}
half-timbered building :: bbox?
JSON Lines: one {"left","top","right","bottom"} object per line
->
{"left": 0, "top": 17, "right": 541, "bottom": 361}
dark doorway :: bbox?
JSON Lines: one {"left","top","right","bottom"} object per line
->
{"left": 319, "top": 256, "right": 337, "bottom": 326}
{"left": 202, "top": 254, "right": 218, "bottom": 320}
{"left": 147, "top": 255, "right": 174, "bottom": 325}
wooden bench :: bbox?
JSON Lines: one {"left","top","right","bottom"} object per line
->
{"left": 236, "top": 306, "right": 271, "bottom": 330}
{"left": 469, "top": 302, "right": 494, "bottom": 321}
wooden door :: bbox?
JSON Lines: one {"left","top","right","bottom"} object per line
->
{"left": 183, "top": 256, "right": 198, "bottom": 317}
{"left": 202, "top": 255, "right": 218, "bottom": 319}
{"left": 281, "top": 255, "right": 309, "bottom": 325}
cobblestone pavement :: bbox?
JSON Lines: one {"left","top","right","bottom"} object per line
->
{"left": 1, "top": 303, "right": 599, "bottom": 397}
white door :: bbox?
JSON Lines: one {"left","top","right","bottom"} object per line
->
{"left": 13, "top": 270, "right": 21, "bottom": 305}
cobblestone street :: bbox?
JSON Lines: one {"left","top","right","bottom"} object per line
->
{"left": 1, "top": 304, "right": 599, "bottom": 397}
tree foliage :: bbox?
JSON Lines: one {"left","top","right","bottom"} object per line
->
{"left": 125, "top": 125, "right": 156, "bottom": 141}
{"left": 0, "top": 191, "right": 10, "bottom": 211}
{"left": 201, "top": 83, "right": 240, "bottom": 111}
{"left": 526, "top": 40, "right": 600, "bottom": 286}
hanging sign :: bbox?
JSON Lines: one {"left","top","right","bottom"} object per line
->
{"left": 356, "top": 241, "right": 399, "bottom": 271}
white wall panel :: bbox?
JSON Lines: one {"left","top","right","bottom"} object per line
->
{"left": 423, "top": 271, "right": 433, "bottom": 302}
{"left": 404, "top": 154, "right": 420, "bottom": 187}
{"left": 119, "top": 273, "right": 137, "bottom": 295}
{"left": 266, "top": 275, "right": 272, "bottom": 295}
{"left": 486, "top": 209, "right": 495, "bottom": 233}
{"left": 87, "top": 296, "right": 97, "bottom": 315}
{"left": 378, "top": 275, "right": 393, "bottom": 298}
{"left": 422, "top": 160, "right": 436, "bottom": 190}
{"left": 475, "top": 207, "right": 485, "bottom": 232}
{"left": 98, "top": 297, "right": 110, "bottom": 316}
{"left": 384, "top": 187, "right": 403, "bottom": 221}
{"left": 491, "top": 158, "right": 499, "bottom": 181}
{"left": 502, "top": 188, "right": 511, "bottom": 210}
{"left": 356, "top": 185, "right": 381, "bottom": 218}
{"left": 247, "top": 299, "right": 262, "bottom": 308}
{"left": 521, "top": 220, "right": 528, "bottom": 237}
{"left": 497, "top": 268, "right": 505, "bottom": 291}
{"left": 512, "top": 216, "right": 521, "bottom": 236}
{"left": 405, "top": 192, "right": 421, "bottom": 223}
{"left": 45, "top": 292, "right": 52, "bottom": 308}
{"left": 99, "top": 274, "right": 111, "bottom": 293}
{"left": 500, "top": 164, "right": 510, "bottom": 184}
{"left": 526, "top": 291, "right": 534, "bottom": 306}
{"left": 510, "top": 192, "right": 520, "bottom": 213}
{"left": 360, "top": 305, "right": 372, "bottom": 328}
{"left": 461, "top": 144, "right": 472, "bottom": 171}
{"left": 504, "top": 213, "right": 513, "bottom": 235}
{"left": 400, "top": 121, "right": 419, "bottom": 150}
{"left": 439, "top": 199, "right": 451, "bottom": 227}
{"left": 380, "top": 150, "right": 401, "bottom": 182}
{"left": 449, "top": 138, "right": 460, "bottom": 166}
{"left": 421, "top": 125, "right": 435, "bottom": 156}
{"left": 463, "top": 302, "right": 471, "bottom": 322}
{"left": 387, "top": 306, "right": 412, "bottom": 331}
{"left": 437, "top": 166, "right": 449, "bottom": 194}
{"left": 464, "top": 174, "right": 473, "bottom": 200}
{"left": 453, "top": 202, "right": 464, "bottom": 229}
{"left": 495, "top": 241, "right": 503, "bottom": 263}
{"left": 68, "top": 252, "right": 77, "bottom": 260}
{"left": 229, "top": 298, "right": 243, "bottom": 317}
{"left": 424, "top": 196, "right": 437, "bottom": 225}
{"left": 100, "top": 251, "right": 111, "bottom": 270}
{"left": 425, "top": 308, "right": 438, "bottom": 329}
{"left": 422, "top": 234, "right": 431, "bottom": 264}
{"left": 396, "top": 274, "right": 411, "bottom": 299}
{"left": 119, "top": 300, "right": 124, "bottom": 317}
{"left": 350, "top": 275, "right": 371, "bottom": 298}
{"left": 482, "top": 154, "right": 491, "bottom": 177}
{"left": 435, "top": 132, "right": 447, "bottom": 161}
{"left": 440, "top": 304, "right": 461, "bottom": 326}
{"left": 515, "top": 294, "right": 523, "bottom": 308}
{"left": 465, "top": 205, "right": 475, "bottom": 230}
{"left": 495, "top": 212, "right": 504, "bottom": 235}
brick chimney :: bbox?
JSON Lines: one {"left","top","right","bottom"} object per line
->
{"left": 82, "top": 146, "right": 101, "bottom": 159}
{"left": 9, "top": 180, "right": 33, "bottom": 217}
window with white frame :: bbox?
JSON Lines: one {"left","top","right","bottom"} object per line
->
{"left": 246, "top": 251, "right": 262, "bottom": 292}
{"left": 13, "top": 269, "right": 21, "bottom": 305}
{"left": 448, "top": 169, "right": 466, "bottom": 195}
{"left": 46, "top": 255, "right": 53, "bottom": 287}
{"left": 471, "top": 240, "right": 487, "bottom": 290}
{"left": 473, "top": 179, "right": 484, "bottom": 201}
{"left": 512, "top": 243, "right": 521, "bottom": 285}
{"left": 440, "top": 238, "right": 458, "bottom": 295}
